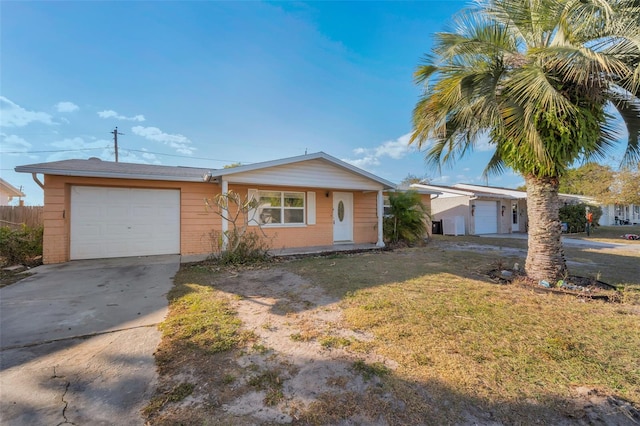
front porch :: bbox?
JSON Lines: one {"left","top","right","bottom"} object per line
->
{"left": 270, "top": 243, "right": 384, "bottom": 257}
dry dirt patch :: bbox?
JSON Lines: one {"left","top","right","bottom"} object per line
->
{"left": 147, "top": 244, "right": 640, "bottom": 425}
{"left": 147, "top": 266, "right": 401, "bottom": 425}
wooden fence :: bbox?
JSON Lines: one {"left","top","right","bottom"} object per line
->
{"left": 0, "top": 206, "right": 44, "bottom": 228}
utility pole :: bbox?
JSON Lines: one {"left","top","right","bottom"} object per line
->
{"left": 111, "top": 127, "right": 124, "bottom": 162}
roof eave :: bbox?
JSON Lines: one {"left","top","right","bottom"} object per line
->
{"left": 14, "top": 166, "right": 215, "bottom": 183}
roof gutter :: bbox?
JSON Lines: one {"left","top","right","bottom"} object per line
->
{"left": 15, "top": 166, "right": 210, "bottom": 183}
{"left": 32, "top": 173, "right": 44, "bottom": 190}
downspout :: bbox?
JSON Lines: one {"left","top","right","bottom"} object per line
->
{"left": 32, "top": 173, "right": 44, "bottom": 189}
{"left": 221, "top": 179, "right": 229, "bottom": 251}
{"left": 376, "top": 190, "right": 385, "bottom": 247}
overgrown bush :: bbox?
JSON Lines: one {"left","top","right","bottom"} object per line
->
{"left": 559, "top": 203, "right": 602, "bottom": 233}
{"left": 209, "top": 229, "right": 271, "bottom": 265}
{"left": 0, "top": 225, "right": 43, "bottom": 265}
{"left": 205, "top": 190, "right": 272, "bottom": 265}
{"left": 383, "top": 190, "right": 429, "bottom": 245}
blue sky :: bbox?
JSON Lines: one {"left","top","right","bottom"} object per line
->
{"left": 3, "top": 0, "right": 528, "bottom": 205}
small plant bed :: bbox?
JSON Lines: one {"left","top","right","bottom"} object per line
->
{"left": 488, "top": 269, "right": 621, "bottom": 301}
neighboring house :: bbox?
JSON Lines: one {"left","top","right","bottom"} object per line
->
{"left": 15, "top": 152, "right": 398, "bottom": 264}
{"left": 456, "top": 183, "right": 640, "bottom": 227}
{"left": 420, "top": 181, "right": 638, "bottom": 233}
{"left": 411, "top": 183, "right": 520, "bottom": 235}
{"left": 598, "top": 203, "right": 640, "bottom": 226}
{"left": 0, "top": 178, "right": 25, "bottom": 206}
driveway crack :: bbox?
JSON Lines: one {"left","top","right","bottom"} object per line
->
{"left": 0, "top": 323, "right": 160, "bottom": 351}
{"left": 52, "top": 367, "right": 77, "bottom": 426}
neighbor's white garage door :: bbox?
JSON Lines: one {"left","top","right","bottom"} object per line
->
{"left": 474, "top": 200, "right": 498, "bottom": 234}
{"left": 70, "top": 186, "right": 180, "bottom": 260}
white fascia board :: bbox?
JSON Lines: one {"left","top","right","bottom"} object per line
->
{"left": 411, "top": 183, "right": 473, "bottom": 196}
{"left": 559, "top": 193, "right": 597, "bottom": 203}
{"left": 14, "top": 165, "right": 210, "bottom": 183}
{"left": 453, "top": 183, "right": 526, "bottom": 198}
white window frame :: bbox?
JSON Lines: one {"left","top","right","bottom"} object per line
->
{"left": 383, "top": 195, "right": 392, "bottom": 217}
{"left": 256, "top": 190, "right": 306, "bottom": 226}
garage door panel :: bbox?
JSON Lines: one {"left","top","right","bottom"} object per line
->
{"left": 71, "top": 187, "right": 180, "bottom": 260}
{"left": 475, "top": 201, "right": 498, "bottom": 234}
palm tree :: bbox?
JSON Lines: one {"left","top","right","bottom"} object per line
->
{"left": 384, "top": 190, "right": 429, "bottom": 244}
{"left": 410, "top": 0, "right": 640, "bottom": 281}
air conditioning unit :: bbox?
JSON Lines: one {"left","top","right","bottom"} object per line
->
{"left": 443, "top": 216, "right": 465, "bottom": 236}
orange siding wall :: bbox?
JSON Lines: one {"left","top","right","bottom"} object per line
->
{"left": 229, "top": 185, "right": 335, "bottom": 249}
{"left": 353, "top": 191, "right": 378, "bottom": 244}
{"left": 43, "top": 175, "right": 218, "bottom": 263}
{"left": 42, "top": 176, "right": 384, "bottom": 263}
{"left": 420, "top": 194, "right": 433, "bottom": 237}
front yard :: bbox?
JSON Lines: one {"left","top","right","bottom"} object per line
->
{"left": 145, "top": 236, "right": 640, "bottom": 425}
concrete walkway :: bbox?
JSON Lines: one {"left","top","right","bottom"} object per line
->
{"left": 0, "top": 255, "right": 180, "bottom": 425}
{"left": 478, "top": 233, "right": 640, "bottom": 252}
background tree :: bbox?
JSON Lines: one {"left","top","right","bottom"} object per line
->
{"left": 603, "top": 163, "right": 640, "bottom": 205}
{"left": 558, "top": 163, "right": 614, "bottom": 197}
{"left": 559, "top": 203, "right": 603, "bottom": 232}
{"left": 410, "top": 0, "right": 640, "bottom": 282}
{"left": 400, "top": 173, "right": 428, "bottom": 186}
{"left": 223, "top": 162, "right": 242, "bottom": 169}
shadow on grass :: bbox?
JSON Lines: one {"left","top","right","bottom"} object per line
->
{"left": 146, "top": 334, "right": 639, "bottom": 425}
{"left": 157, "top": 241, "right": 640, "bottom": 424}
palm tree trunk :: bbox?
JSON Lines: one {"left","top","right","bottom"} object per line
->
{"left": 524, "top": 174, "right": 568, "bottom": 282}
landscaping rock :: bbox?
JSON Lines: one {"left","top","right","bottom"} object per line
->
{"left": 2, "top": 265, "right": 26, "bottom": 273}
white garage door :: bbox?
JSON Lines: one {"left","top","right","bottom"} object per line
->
{"left": 474, "top": 200, "right": 498, "bottom": 234}
{"left": 71, "top": 186, "right": 180, "bottom": 260}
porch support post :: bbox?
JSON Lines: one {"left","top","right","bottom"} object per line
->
{"left": 221, "top": 179, "right": 229, "bottom": 251}
{"left": 376, "top": 189, "right": 385, "bottom": 247}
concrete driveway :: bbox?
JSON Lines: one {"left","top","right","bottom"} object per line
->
{"left": 0, "top": 255, "right": 180, "bottom": 425}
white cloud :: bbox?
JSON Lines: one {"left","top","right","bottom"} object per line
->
{"left": 131, "top": 126, "right": 195, "bottom": 155}
{"left": 55, "top": 101, "right": 79, "bottom": 113}
{"left": 0, "top": 96, "right": 54, "bottom": 127}
{"left": 51, "top": 137, "right": 108, "bottom": 150}
{"left": 1, "top": 133, "right": 32, "bottom": 155}
{"left": 432, "top": 175, "right": 451, "bottom": 184}
{"left": 475, "top": 132, "right": 493, "bottom": 152}
{"left": 343, "top": 132, "right": 415, "bottom": 171}
{"left": 98, "top": 110, "right": 145, "bottom": 122}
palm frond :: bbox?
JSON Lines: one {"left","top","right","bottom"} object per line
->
{"left": 609, "top": 93, "right": 640, "bottom": 165}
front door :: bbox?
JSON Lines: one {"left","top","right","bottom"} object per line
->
{"left": 333, "top": 192, "right": 353, "bottom": 242}
{"left": 511, "top": 201, "right": 519, "bottom": 232}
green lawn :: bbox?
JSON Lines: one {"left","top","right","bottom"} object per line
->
{"left": 147, "top": 238, "right": 640, "bottom": 424}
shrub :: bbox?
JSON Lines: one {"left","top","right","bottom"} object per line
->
{"left": 559, "top": 203, "right": 602, "bottom": 233}
{"left": 0, "top": 225, "right": 44, "bottom": 265}
{"left": 205, "top": 190, "right": 272, "bottom": 265}
{"left": 210, "top": 229, "right": 271, "bottom": 265}
{"left": 383, "top": 191, "right": 429, "bottom": 244}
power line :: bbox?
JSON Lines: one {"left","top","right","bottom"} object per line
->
{"left": 124, "top": 148, "right": 250, "bottom": 164}
{"left": 0, "top": 146, "right": 250, "bottom": 165}
{"left": 0, "top": 147, "right": 109, "bottom": 154}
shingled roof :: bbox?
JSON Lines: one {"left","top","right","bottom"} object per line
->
{"left": 15, "top": 158, "right": 212, "bottom": 182}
